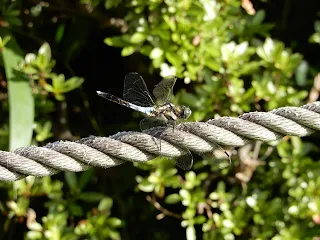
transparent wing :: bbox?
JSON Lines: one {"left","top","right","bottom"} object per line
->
{"left": 152, "top": 76, "right": 176, "bottom": 105}
{"left": 202, "top": 149, "right": 231, "bottom": 169}
{"left": 139, "top": 117, "right": 167, "bottom": 131}
{"left": 175, "top": 149, "right": 193, "bottom": 170}
{"left": 211, "top": 149, "right": 231, "bottom": 169}
{"left": 141, "top": 119, "right": 194, "bottom": 170}
{"left": 123, "top": 72, "right": 155, "bottom": 107}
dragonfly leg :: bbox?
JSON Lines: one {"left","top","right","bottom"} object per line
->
{"left": 140, "top": 117, "right": 168, "bottom": 156}
{"left": 167, "top": 119, "right": 176, "bottom": 130}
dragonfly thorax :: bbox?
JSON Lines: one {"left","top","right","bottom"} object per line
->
{"left": 151, "top": 103, "right": 191, "bottom": 122}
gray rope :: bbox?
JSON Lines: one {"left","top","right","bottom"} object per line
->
{"left": 0, "top": 101, "right": 320, "bottom": 182}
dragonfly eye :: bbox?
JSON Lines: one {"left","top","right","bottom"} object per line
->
{"left": 182, "top": 106, "right": 192, "bottom": 119}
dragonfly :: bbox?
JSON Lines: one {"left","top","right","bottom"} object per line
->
{"left": 96, "top": 72, "right": 193, "bottom": 170}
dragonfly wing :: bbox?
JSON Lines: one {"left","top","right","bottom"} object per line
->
{"left": 152, "top": 76, "right": 176, "bottom": 105}
{"left": 198, "top": 143, "right": 231, "bottom": 169}
{"left": 140, "top": 117, "right": 167, "bottom": 131}
{"left": 208, "top": 148, "right": 231, "bottom": 169}
{"left": 140, "top": 118, "right": 193, "bottom": 170}
{"left": 123, "top": 72, "right": 155, "bottom": 107}
{"left": 175, "top": 149, "right": 193, "bottom": 170}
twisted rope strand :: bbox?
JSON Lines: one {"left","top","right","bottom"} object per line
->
{"left": 0, "top": 101, "right": 319, "bottom": 182}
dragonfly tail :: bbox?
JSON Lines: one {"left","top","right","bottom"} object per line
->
{"left": 96, "top": 91, "right": 153, "bottom": 114}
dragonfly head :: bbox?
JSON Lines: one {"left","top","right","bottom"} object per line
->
{"left": 181, "top": 106, "right": 192, "bottom": 119}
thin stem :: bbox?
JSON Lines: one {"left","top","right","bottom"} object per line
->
{"left": 146, "top": 194, "right": 183, "bottom": 220}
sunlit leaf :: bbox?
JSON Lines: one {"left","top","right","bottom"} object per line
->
{"left": 121, "top": 46, "right": 135, "bottom": 57}
{"left": 104, "top": 36, "right": 128, "bottom": 47}
{"left": 38, "top": 42, "right": 51, "bottom": 61}
{"left": 130, "top": 32, "right": 146, "bottom": 44}
{"left": 63, "top": 77, "right": 84, "bottom": 92}
{"left": 150, "top": 48, "right": 164, "bottom": 59}
{"left": 98, "top": 197, "right": 113, "bottom": 211}
{"left": 165, "top": 193, "right": 181, "bottom": 204}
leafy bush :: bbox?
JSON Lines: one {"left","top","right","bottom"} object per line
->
{"left": 0, "top": 0, "right": 319, "bottom": 239}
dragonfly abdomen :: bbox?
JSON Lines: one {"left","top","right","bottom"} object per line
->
{"left": 128, "top": 103, "right": 154, "bottom": 114}
{"left": 96, "top": 91, "right": 154, "bottom": 114}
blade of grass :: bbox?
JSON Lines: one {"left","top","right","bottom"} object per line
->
{"left": 0, "top": 30, "right": 34, "bottom": 151}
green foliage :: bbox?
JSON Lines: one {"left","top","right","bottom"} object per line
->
{"left": 0, "top": 0, "right": 22, "bottom": 27}
{"left": 20, "top": 43, "right": 84, "bottom": 101}
{"left": 34, "top": 121, "right": 53, "bottom": 142}
{"left": 309, "top": 20, "right": 320, "bottom": 44}
{"left": 105, "top": 1, "right": 306, "bottom": 119}
{"left": 0, "top": 36, "right": 11, "bottom": 48}
{"left": 103, "top": 1, "right": 318, "bottom": 239}
{"left": 135, "top": 138, "right": 320, "bottom": 239}
{"left": 0, "top": 1, "right": 319, "bottom": 240}
{"left": 1, "top": 174, "right": 122, "bottom": 240}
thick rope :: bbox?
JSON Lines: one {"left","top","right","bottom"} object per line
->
{"left": 0, "top": 102, "right": 320, "bottom": 182}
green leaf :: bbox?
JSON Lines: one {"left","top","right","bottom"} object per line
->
{"left": 295, "top": 61, "right": 308, "bottom": 86}
{"left": 107, "top": 217, "right": 122, "bottom": 227}
{"left": 256, "top": 37, "right": 275, "bottom": 63}
{"left": 165, "top": 51, "right": 183, "bottom": 66}
{"left": 78, "top": 192, "right": 105, "bottom": 202}
{"left": 186, "top": 225, "right": 196, "bottom": 240}
{"left": 130, "top": 32, "right": 146, "bottom": 44}
{"left": 204, "top": 60, "right": 221, "bottom": 72}
{"left": 314, "top": 20, "right": 320, "bottom": 33}
{"left": 0, "top": 35, "right": 11, "bottom": 48}
{"left": 64, "top": 172, "right": 78, "bottom": 193}
{"left": 35, "top": 121, "right": 53, "bottom": 142}
{"left": 109, "top": 230, "right": 121, "bottom": 240}
{"left": 137, "top": 180, "right": 155, "bottom": 192}
{"left": 52, "top": 74, "right": 65, "bottom": 90}
{"left": 69, "top": 203, "right": 84, "bottom": 216}
{"left": 251, "top": 10, "right": 265, "bottom": 25}
{"left": 38, "top": 42, "right": 51, "bottom": 61}
{"left": 194, "top": 216, "right": 207, "bottom": 224}
{"left": 165, "top": 193, "right": 181, "bottom": 204}
{"left": 27, "top": 221, "right": 43, "bottom": 231}
{"left": 30, "top": 5, "right": 42, "bottom": 17}
{"left": 238, "top": 61, "right": 262, "bottom": 75}
{"left": 55, "top": 24, "right": 65, "bottom": 43}
{"left": 43, "top": 83, "right": 54, "bottom": 92}
{"left": 0, "top": 31, "right": 34, "bottom": 151}
{"left": 150, "top": 48, "right": 164, "bottom": 59}
{"left": 78, "top": 169, "right": 94, "bottom": 190}
{"left": 104, "top": 36, "right": 128, "bottom": 47}
{"left": 55, "top": 94, "right": 65, "bottom": 101}
{"left": 121, "top": 46, "right": 136, "bottom": 57}
{"left": 163, "top": 15, "right": 176, "bottom": 31}
{"left": 139, "top": 45, "right": 152, "bottom": 56}
{"left": 5, "top": 9, "right": 21, "bottom": 17}
{"left": 5, "top": 16, "right": 22, "bottom": 27}
{"left": 63, "top": 77, "right": 84, "bottom": 92}
{"left": 26, "top": 231, "right": 42, "bottom": 239}
{"left": 25, "top": 53, "right": 36, "bottom": 64}
{"left": 98, "top": 197, "right": 113, "bottom": 211}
